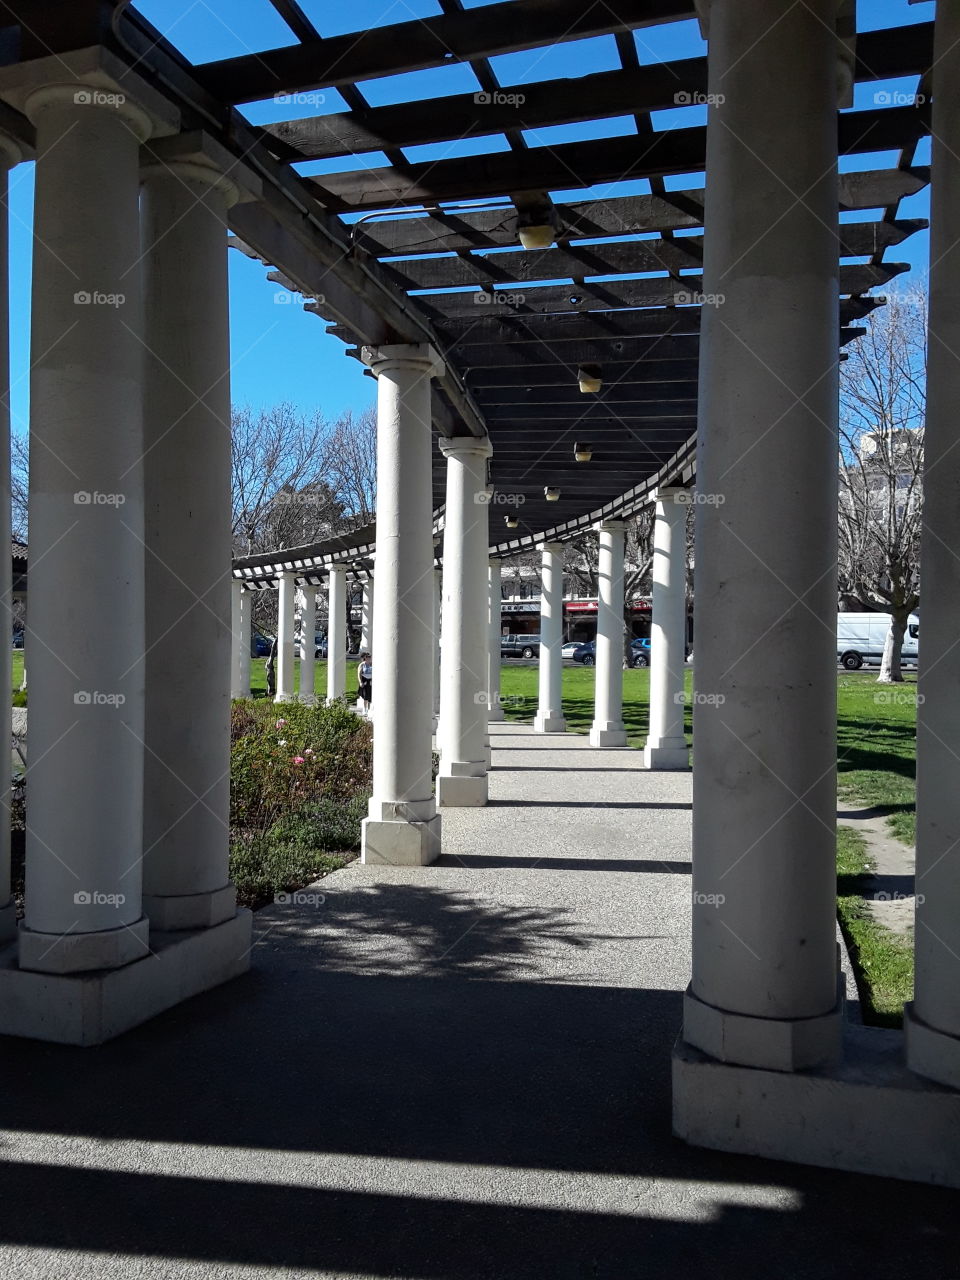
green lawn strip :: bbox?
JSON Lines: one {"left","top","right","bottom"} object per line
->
{"left": 836, "top": 824, "right": 914, "bottom": 1028}
{"left": 837, "top": 672, "right": 917, "bottom": 846}
{"left": 249, "top": 656, "right": 362, "bottom": 701}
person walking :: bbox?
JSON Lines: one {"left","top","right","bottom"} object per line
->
{"left": 357, "top": 651, "right": 373, "bottom": 717}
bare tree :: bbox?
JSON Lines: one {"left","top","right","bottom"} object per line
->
{"left": 839, "top": 293, "right": 925, "bottom": 682}
{"left": 324, "top": 405, "right": 377, "bottom": 522}
{"left": 11, "top": 432, "right": 27, "bottom": 542}
{"left": 565, "top": 509, "right": 656, "bottom": 664}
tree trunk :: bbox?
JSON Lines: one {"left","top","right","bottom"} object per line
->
{"left": 877, "top": 610, "right": 908, "bottom": 683}
{"left": 266, "top": 638, "right": 277, "bottom": 698}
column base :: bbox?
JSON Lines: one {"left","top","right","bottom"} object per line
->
{"left": 589, "top": 722, "right": 628, "bottom": 748}
{"left": 682, "top": 982, "right": 843, "bottom": 1071}
{"left": 298, "top": 693, "right": 317, "bottom": 707}
{"left": 437, "top": 770, "right": 488, "bottom": 808}
{"left": 0, "top": 899, "right": 16, "bottom": 945}
{"left": 673, "top": 1022, "right": 960, "bottom": 1189}
{"left": 361, "top": 814, "right": 441, "bottom": 865}
{"left": 487, "top": 706, "right": 505, "bottom": 722}
{"left": 0, "top": 910, "right": 252, "bottom": 1046}
{"left": 905, "top": 1001, "right": 960, "bottom": 1090}
{"left": 533, "top": 713, "right": 567, "bottom": 734}
{"left": 274, "top": 692, "right": 295, "bottom": 704}
{"left": 643, "top": 738, "right": 690, "bottom": 770}
{"left": 142, "top": 882, "right": 237, "bottom": 931}
{"left": 19, "top": 915, "right": 151, "bottom": 976}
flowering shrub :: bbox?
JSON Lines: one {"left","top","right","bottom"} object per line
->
{"left": 230, "top": 698, "right": 372, "bottom": 907}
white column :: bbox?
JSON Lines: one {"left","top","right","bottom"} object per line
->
{"left": 230, "top": 580, "right": 245, "bottom": 700}
{"left": 437, "top": 437, "right": 492, "bottom": 807}
{"left": 299, "top": 584, "right": 317, "bottom": 705}
{"left": 360, "top": 344, "right": 442, "bottom": 865}
{"left": 488, "top": 559, "right": 504, "bottom": 722}
{"left": 141, "top": 139, "right": 248, "bottom": 931}
{"left": 681, "top": 0, "right": 842, "bottom": 1071}
{"left": 644, "top": 492, "right": 690, "bottom": 769}
{"left": 326, "top": 566, "right": 347, "bottom": 704}
{"left": 432, "top": 567, "right": 442, "bottom": 732}
{"left": 590, "top": 520, "right": 628, "bottom": 748}
{"left": 534, "top": 542, "right": 566, "bottom": 733}
{"left": 0, "top": 136, "right": 19, "bottom": 942}
{"left": 275, "top": 572, "right": 296, "bottom": 702}
{"left": 360, "top": 575, "right": 373, "bottom": 651}
{"left": 906, "top": 0, "right": 960, "bottom": 1091}
{"left": 238, "top": 588, "right": 251, "bottom": 697}
{"left": 17, "top": 84, "right": 158, "bottom": 973}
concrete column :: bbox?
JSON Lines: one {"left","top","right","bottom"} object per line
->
{"left": 299, "top": 585, "right": 317, "bottom": 705}
{"left": 16, "top": 84, "right": 160, "bottom": 973}
{"left": 589, "top": 520, "right": 627, "bottom": 748}
{"left": 360, "top": 344, "right": 443, "bottom": 865}
{"left": 906, "top": 0, "right": 960, "bottom": 1091}
{"left": 0, "top": 135, "right": 20, "bottom": 943}
{"left": 488, "top": 559, "right": 504, "bottom": 722}
{"left": 326, "top": 567, "right": 347, "bottom": 704}
{"left": 432, "top": 567, "right": 442, "bottom": 732}
{"left": 275, "top": 572, "right": 296, "bottom": 703}
{"left": 680, "top": 0, "right": 842, "bottom": 1071}
{"left": 644, "top": 492, "right": 690, "bottom": 769}
{"left": 230, "top": 580, "right": 245, "bottom": 700}
{"left": 360, "top": 575, "right": 374, "bottom": 651}
{"left": 437, "top": 437, "right": 493, "bottom": 807}
{"left": 534, "top": 542, "right": 566, "bottom": 733}
{"left": 140, "top": 137, "right": 252, "bottom": 931}
{"left": 238, "top": 588, "right": 251, "bottom": 697}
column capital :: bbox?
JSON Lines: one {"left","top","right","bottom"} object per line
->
{"left": 538, "top": 541, "right": 565, "bottom": 556}
{"left": 141, "top": 131, "right": 262, "bottom": 207}
{"left": 656, "top": 486, "right": 691, "bottom": 507}
{"left": 361, "top": 342, "right": 444, "bottom": 380}
{"left": 595, "top": 518, "right": 625, "bottom": 534}
{"left": 0, "top": 47, "right": 179, "bottom": 140}
{"left": 438, "top": 434, "right": 493, "bottom": 461}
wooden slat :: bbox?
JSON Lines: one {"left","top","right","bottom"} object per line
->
{"left": 446, "top": 332, "right": 702, "bottom": 367}
{"left": 466, "top": 359, "right": 700, "bottom": 387}
{"left": 199, "top": 0, "right": 694, "bottom": 103}
{"left": 260, "top": 23, "right": 932, "bottom": 161}
{"left": 476, "top": 385, "right": 698, "bottom": 406}
{"left": 353, "top": 170, "right": 928, "bottom": 255}
{"left": 312, "top": 107, "right": 928, "bottom": 209}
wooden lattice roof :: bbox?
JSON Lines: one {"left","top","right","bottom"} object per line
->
{"left": 0, "top": 1, "right": 934, "bottom": 561}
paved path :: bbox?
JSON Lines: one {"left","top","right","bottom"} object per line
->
{"left": 0, "top": 722, "right": 955, "bottom": 1279}
{"left": 838, "top": 800, "right": 917, "bottom": 936}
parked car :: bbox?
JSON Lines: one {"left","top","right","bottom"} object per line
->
{"left": 561, "top": 641, "right": 582, "bottom": 660}
{"left": 573, "top": 638, "right": 651, "bottom": 668}
{"left": 251, "top": 631, "right": 272, "bottom": 657}
{"left": 500, "top": 633, "right": 541, "bottom": 659}
{"left": 11, "top": 629, "right": 23, "bottom": 649}
{"left": 295, "top": 632, "right": 328, "bottom": 659}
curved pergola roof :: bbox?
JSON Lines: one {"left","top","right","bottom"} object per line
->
{"left": 15, "top": 2, "right": 930, "bottom": 566}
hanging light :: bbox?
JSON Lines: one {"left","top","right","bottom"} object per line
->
{"left": 577, "top": 364, "right": 602, "bottom": 394}
{"left": 504, "top": 514, "right": 519, "bottom": 529}
{"left": 544, "top": 486, "right": 560, "bottom": 502}
{"left": 516, "top": 199, "right": 556, "bottom": 251}
{"left": 518, "top": 221, "right": 554, "bottom": 250}
{"left": 574, "top": 442, "right": 592, "bottom": 462}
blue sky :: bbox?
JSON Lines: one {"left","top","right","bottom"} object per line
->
{"left": 6, "top": 0, "right": 934, "bottom": 437}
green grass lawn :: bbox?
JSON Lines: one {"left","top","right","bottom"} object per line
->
{"left": 249, "top": 656, "right": 363, "bottom": 702}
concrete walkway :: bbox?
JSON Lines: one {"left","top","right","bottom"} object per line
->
{"left": 0, "top": 721, "right": 956, "bottom": 1278}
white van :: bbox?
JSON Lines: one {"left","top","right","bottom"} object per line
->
{"left": 837, "top": 612, "right": 919, "bottom": 670}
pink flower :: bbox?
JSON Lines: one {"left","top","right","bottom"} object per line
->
{"left": 275, "top": 719, "right": 287, "bottom": 729}
{"left": 293, "top": 755, "right": 305, "bottom": 764}
{"left": 304, "top": 747, "right": 314, "bottom": 755}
